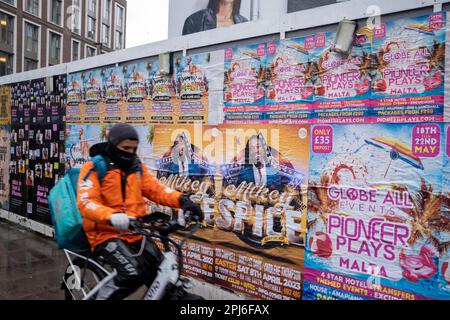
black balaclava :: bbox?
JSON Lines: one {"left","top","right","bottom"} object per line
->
{"left": 106, "top": 123, "right": 139, "bottom": 171}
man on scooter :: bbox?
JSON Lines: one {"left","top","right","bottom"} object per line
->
{"left": 77, "top": 123, "right": 203, "bottom": 300}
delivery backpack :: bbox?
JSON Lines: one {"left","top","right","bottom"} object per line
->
{"left": 48, "top": 155, "right": 109, "bottom": 252}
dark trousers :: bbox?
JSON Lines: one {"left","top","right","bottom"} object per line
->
{"left": 94, "top": 238, "right": 163, "bottom": 300}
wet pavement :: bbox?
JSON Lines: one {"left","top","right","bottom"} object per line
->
{"left": 0, "top": 218, "right": 158, "bottom": 300}
{"left": 0, "top": 219, "right": 66, "bottom": 300}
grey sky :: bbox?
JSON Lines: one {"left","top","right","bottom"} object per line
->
{"left": 126, "top": 0, "right": 169, "bottom": 48}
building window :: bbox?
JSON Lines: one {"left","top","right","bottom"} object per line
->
{"left": 25, "top": 0, "right": 40, "bottom": 17}
{"left": 24, "top": 22, "right": 39, "bottom": 55}
{"left": 24, "top": 22, "right": 39, "bottom": 71}
{"left": 48, "top": 31, "right": 61, "bottom": 66}
{"left": 102, "top": 0, "right": 111, "bottom": 24}
{"left": 88, "top": 0, "right": 97, "bottom": 15}
{"left": 101, "top": 0, "right": 111, "bottom": 47}
{"left": 71, "top": 40, "right": 79, "bottom": 61}
{"left": 86, "top": 45, "right": 96, "bottom": 58}
{"left": 0, "top": 0, "right": 16, "bottom": 7}
{"left": 101, "top": 23, "right": 110, "bottom": 46}
{"left": 115, "top": 4, "right": 124, "bottom": 49}
{"left": 115, "top": 4, "right": 124, "bottom": 30}
{"left": 24, "top": 58, "right": 38, "bottom": 71}
{"left": 0, "top": 52, "right": 13, "bottom": 76}
{"left": 0, "top": 12, "right": 14, "bottom": 47}
{"left": 87, "top": 16, "right": 96, "bottom": 40}
{"left": 115, "top": 30, "right": 122, "bottom": 49}
{"left": 71, "top": 0, "right": 81, "bottom": 34}
{"left": 50, "top": 0, "right": 63, "bottom": 26}
{"left": 0, "top": 11, "right": 14, "bottom": 75}
{"left": 86, "top": 0, "right": 97, "bottom": 41}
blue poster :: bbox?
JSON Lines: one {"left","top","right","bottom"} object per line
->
{"left": 305, "top": 123, "right": 449, "bottom": 300}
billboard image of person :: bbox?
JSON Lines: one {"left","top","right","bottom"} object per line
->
{"left": 182, "top": 0, "right": 248, "bottom": 36}
{"left": 223, "top": 132, "right": 304, "bottom": 192}
{"left": 219, "top": 126, "right": 309, "bottom": 250}
{"left": 156, "top": 131, "right": 215, "bottom": 184}
{"left": 234, "top": 134, "right": 282, "bottom": 190}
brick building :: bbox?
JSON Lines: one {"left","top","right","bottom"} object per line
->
{"left": 0, "top": 0, "right": 127, "bottom": 75}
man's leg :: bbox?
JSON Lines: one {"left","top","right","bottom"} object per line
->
{"left": 94, "top": 239, "right": 144, "bottom": 300}
{"left": 140, "top": 239, "right": 164, "bottom": 288}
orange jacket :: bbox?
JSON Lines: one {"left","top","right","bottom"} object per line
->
{"left": 77, "top": 160, "right": 182, "bottom": 250}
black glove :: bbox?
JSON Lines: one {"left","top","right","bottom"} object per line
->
{"left": 179, "top": 195, "right": 204, "bottom": 223}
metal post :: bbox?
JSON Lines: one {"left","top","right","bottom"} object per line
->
{"left": 434, "top": 0, "right": 443, "bottom": 12}
{"left": 250, "top": 0, "right": 260, "bottom": 21}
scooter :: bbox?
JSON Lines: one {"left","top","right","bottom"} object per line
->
{"left": 62, "top": 212, "right": 204, "bottom": 300}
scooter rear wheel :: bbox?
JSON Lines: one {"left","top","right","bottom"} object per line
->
{"left": 62, "top": 257, "right": 107, "bottom": 300}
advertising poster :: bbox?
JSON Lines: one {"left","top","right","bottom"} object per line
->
{"left": 151, "top": 125, "right": 216, "bottom": 211}
{"left": 10, "top": 82, "right": 28, "bottom": 126}
{"left": 371, "top": 13, "right": 446, "bottom": 123}
{"left": 0, "top": 85, "right": 11, "bottom": 125}
{"left": 67, "top": 73, "right": 84, "bottom": 124}
{"left": 29, "top": 78, "right": 47, "bottom": 125}
{"left": 215, "top": 124, "right": 309, "bottom": 299}
{"left": 103, "top": 65, "right": 125, "bottom": 123}
{"left": 150, "top": 125, "right": 216, "bottom": 283}
{"left": 83, "top": 68, "right": 104, "bottom": 124}
{"left": 67, "top": 69, "right": 104, "bottom": 124}
{"left": 9, "top": 82, "right": 30, "bottom": 216}
{"left": 151, "top": 125, "right": 309, "bottom": 299}
{"left": 311, "top": 32, "right": 372, "bottom": 124}
{"left": 53, "top": 75, "right": 67, "bottom": 124}
{"left": 9, "top": 123, "right": 28, "bottom": 217}
{"left": 168, "top": 0, "right": 289, "bottom": 38}
{"left": 20, "top": 77, "right": 66, "bottom": 224}
{"left": 224, "top": 43, "right": 267, "bottom": 123}
{"left": 174, "top": 53, "right": 211, "bottom": 124}
{"left": 304, "top": 123, "right": 448, "bottom": 300}
{"left": 27, "top": 121, "right": 66, "bottom": 225}
{"left": 147, "top": 56, "right": 176, "bottom": 125}
{"left": 31, "top": 75, "right": 66, "bottom": 125}
{"left": 65, "top": 124, "right": 154, "bottom": 170}
{"left": 0, "top": 125, "right": 10, "bottom": 211}
{"left": 65, "top": 125, "right": 104, "bottom": 169}
{"left": 4, "top": 76, "right": 67, "bottom": 224}
{"left": 265, "top": 37, "right": 315, "bottom": 124}
{"left": 121, "top": 60, "right": 150, "bottom": 124}
{"left": 438, "top": 124, "right": 450, "bottom": 298}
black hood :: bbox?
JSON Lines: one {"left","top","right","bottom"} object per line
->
{"left": 90, "top": 142, "right": 141, "bottom": 174}
{"left": 89, "top": 142, "right": 109, "bottom": 158}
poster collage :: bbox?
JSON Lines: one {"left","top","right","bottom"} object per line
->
{"left": 65, "top": 52, "right": 222, "bottom": 125}
{"left": 224, "top": 13, "right": 448, "bottom": 124}
{"left": 7, "top": 76, "right": 67, "bottom": 224}
{"left": 0, "top": 12, "right": 450, "bottom": 300}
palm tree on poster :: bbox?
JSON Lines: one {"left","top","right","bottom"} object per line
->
{"left": 392, "top": 179, "right": 450, "bottom": 252}
{"left": 440, "top": 193, "right": 450, "bottom": 253}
